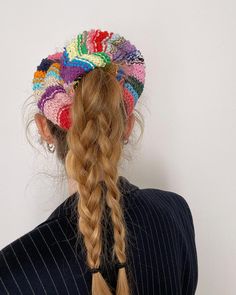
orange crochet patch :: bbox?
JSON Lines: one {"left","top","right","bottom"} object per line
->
{"left": 34, "top": 70, "right": 46, "bottom": 78}
{"left": 51, "top": 63, "right": 61, "bottom": 70}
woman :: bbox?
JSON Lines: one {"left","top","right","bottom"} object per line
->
{"left": 0, "top": 28, "right": 198, "bottom": 295}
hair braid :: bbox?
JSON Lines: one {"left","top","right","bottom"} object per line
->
{"left": 66, "top": 141, "right": 112, "bottom": 294}
{"left": 95, "top": 90, "right": 131, "bottom": 295}
{"left": 97, "top": 113, "right": 130, "bottom": 294}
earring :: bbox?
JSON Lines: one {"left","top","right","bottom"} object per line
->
{"left": 123, "top": 139, "right": 129, "bottom": 145}
{"left": 47, "top": 142, "right": 56, "bottom": 153}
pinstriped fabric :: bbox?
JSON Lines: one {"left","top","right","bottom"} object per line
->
{"left": 0, "top": 176, "right": 198, "bottom": 294}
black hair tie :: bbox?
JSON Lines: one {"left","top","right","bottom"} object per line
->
{"left": 89, "top": 266, "right": 101, "bottom": 274}
{"left": 89, "top": 261, "right": 127, "bottom": 274}
{"left": 116, "top": 262, "right": 127, "bottom": 269}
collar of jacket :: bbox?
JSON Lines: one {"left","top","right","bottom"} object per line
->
{"left": 45, "top": 175, "right": 139, "bottom": 223}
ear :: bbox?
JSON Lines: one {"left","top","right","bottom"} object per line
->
{"left": 124, "top": 113, "right": 135, "bottom": 140}
{"left": 34, "top": 113, "right": 55, "bottom": 144}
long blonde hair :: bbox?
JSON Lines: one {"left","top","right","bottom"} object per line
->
{"left": 23, "top": 62, "right": 144, "bottom": 295}
{"left": 65, "top": 64, "right": 134, "bottom": 295}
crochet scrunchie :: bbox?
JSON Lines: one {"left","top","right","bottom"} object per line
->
{"left": 32, "top": 29, "right": 146, "bottom": 130}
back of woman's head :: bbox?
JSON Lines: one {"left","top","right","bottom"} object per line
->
{"left": 27, "top": 29, "right": 146, "bottom": 295}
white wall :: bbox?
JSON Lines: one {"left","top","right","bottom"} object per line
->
{"left": 0, "top": 0, "right": 235, "bottom": 294}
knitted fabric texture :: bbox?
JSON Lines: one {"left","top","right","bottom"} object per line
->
{"left": 32, "top": 29, "right": 146, "bottom": 130}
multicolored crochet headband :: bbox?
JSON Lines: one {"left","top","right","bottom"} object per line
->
{"left": 32, "top": 29, "right": 146, "bottom": 130}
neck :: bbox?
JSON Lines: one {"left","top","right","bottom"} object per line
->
{"left": 67, "top": 177, "right": 78, "bottom": 196}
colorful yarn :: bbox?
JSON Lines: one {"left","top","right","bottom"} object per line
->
{"left": 32, "top": 29, "right": 146, "bottom": 130}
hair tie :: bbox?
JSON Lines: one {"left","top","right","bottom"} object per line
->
{"left": 89, "top": 266, "right": 101, "bottom": 274}
{"left": 116, "top": 262, "right": 127, "bottom": 269}
{"left": 89, "top": 261, "right": 127, "bottom": 274}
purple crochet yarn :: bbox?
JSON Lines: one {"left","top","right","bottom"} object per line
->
{"left": 60, "top": 65, "right": 88, "bottom": 84}
{"left": 37, "top": 85, "right": 66, "bottom": 112}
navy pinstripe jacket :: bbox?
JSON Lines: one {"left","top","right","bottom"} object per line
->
{"left": 0, "top": 176, "right": 198, "bottom": 294}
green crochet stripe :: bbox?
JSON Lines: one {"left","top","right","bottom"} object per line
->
{"left": 92, "top": 52, "right": 111, "bottom": 65}
{"left": 126, "top": 76, "right": 144, "bottom": 96}
{"left": 77, "top": 34, "right": 88, "bottom": 55}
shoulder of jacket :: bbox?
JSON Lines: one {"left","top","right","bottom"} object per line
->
{"left": 0, "top": 214, "right": 71, "bottom": 266}
{"left": 129, "top": 187, "right": 195, "bottom": 230}
{"left": 130, "top": 186, "right": 190, "bottom": 210}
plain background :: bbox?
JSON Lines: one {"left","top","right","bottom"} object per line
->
{"left": 0, "top": 0, "right": 235, "bottom": 294}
